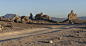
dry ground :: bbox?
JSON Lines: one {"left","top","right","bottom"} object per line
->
{"left": 0, "top": 21, "right": 86, "bottom": 46}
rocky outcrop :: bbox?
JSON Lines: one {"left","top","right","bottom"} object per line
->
{"left": 0, "top": 17, "right": 11, "bottom": 22}
{"left": 40, "top": 12, "right": 43, "bottom": 17}
{"left": 15, "top": 18, "right": 21, "bottom": 23}
{"left": 29, "top": 13, "right": 33, "bottom": 19}
{"left": 43, "top": 15, "right": 51, "bottom": 20}
{"left": 11, "top": 14, "right": 21, "bottom": 23}
{"left": 21, "top": 16, "right": 33, "bottom": 23}
{"left": 21, "top": 16, "right": 29, "bottom": 20}
{"left": 35, "top": 12, "right": 51, "bottom": 20}
{"left": 61, "top": 10, "right": 84, "bottom": 24}
{"left": 11, "top": 14, "right": 19, "bottom": 20}
{"left": 35, "top": 13, "right": 43, "bottom": 20}
{"left": 21, "top": 19, "right": 26, "bottom": 24}
{"left": 68, "top": 10, "right": 77, "bottom": 20}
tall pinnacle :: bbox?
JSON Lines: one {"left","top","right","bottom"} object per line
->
{"left": 71, "top": 10, "right": 74, "bottom": 14}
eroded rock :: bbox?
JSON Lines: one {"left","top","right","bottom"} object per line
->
{"left": 35, "top": 12, "right": 51, "bottom": 20}
{"left": 43, "top": 15, "right": 51, "bottom": 20}
{"left": 68, "top": 10, "right": 77, "bottom": 20}
{"left": 29, "top": 13, "right": 33, "bottom": 19}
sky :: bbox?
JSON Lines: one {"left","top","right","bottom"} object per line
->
{"left": 0, "top": 0, "right": 86, "bottom": 18}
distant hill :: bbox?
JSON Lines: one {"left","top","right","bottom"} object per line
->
{"left": 51, "top": 16, "right": 86, "bottom": 22}
{"left": 1, "top": 14, "right": 20, "bottom": 19}
{"left": 78, "top": 16, "right": 86, "bottom": 20}
{"left": 51, "top": 17, "right": 67, "bottom": 22}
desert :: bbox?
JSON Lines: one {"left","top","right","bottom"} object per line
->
{"left": 0, "top": 0, "right": 86, "bottom": 46}
{"left": 0, "top": 10, "right": 85, "bottom": 46}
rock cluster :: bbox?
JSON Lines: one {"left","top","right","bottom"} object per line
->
{"left": 10, "top": 14, "right": 32, "bottom": 23}
{"left": 21, "top": 16, "right": 32, "bottom": 23}
{"left": 0, "top": 12, "right": 54, "bottom": 24}
{"left": 11, "top": 14, "right": 20, "bottom": 22}
{"left": 68, "top": 10, "right": 77, "bottom": 20}
{"left": 35, "top": 13, "right": 51, "bottom": 20}
{"left": 21, "top": 16, "right": 29, "bottom": 20}
{"left": 35, "top": 13, "right": 43, "bottom": 20}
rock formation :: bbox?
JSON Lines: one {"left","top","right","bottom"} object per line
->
{"left": 21, "top": 16, "right": 33, "bottom": 23}
{"left": 21, "top": 19, "right": 26, "bottom": 24}
{"left": 29, "top": 13, "right": 33, "bottom": 19}
{"left": 40, "top": 12, "right": 43, "bottom": 17}
{"left": 21, "top": 16, "right": 29, "bottom": 20}
{"left": 11, "top": 14, "right": 19, "bottom": 20}
{"left": 61, "top": 10, "right": 84, "bottom": 24}
{"left": 0, "top": 17, "right": 11, "bottom": 22}
{"left": 68, "top": 10, "right": 77, "bottom": 20}
{"left": 43, "top": 15, "right": 51, "bottom": 20}
{"left": 35, "top": 12, "right": 51, "bottom": 20}
{"left": 14, "top": 14, "right": 19, "bottom": 18}
{"left": 26, "top": 19, "right": 32, "bottom": 23}
{"left": 16, "top": 18, "right": 21, "bottom": 23}
{"left": 11, "top": 14, "right": 21, "bottom": 23}
{"left": 35, "top": 13, "right": 43, "bottom": 20}
{"left": 35, "top": 14, "right": 40, "bottom": 20}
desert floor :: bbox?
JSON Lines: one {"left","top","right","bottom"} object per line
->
{"left": 0, "top": 22, "right": 86, "bottom": 46}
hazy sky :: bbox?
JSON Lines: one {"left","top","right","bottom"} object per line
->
{"left": 0, "top": 0, "right": 86, "bottom": 18}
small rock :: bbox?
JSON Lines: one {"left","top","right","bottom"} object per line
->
{"left": 49, "top": 40, "right": 53, "bottom": 43}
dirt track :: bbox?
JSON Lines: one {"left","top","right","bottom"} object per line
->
{"left": 0, "top": 24, "right": 86, "bottom": 46}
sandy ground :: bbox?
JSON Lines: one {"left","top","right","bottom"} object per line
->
{"left": 0, "top": 21, "right": 55, "bottom": 33}
{"left": 0, "top": 24, "right": 86, "bottom": 46}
